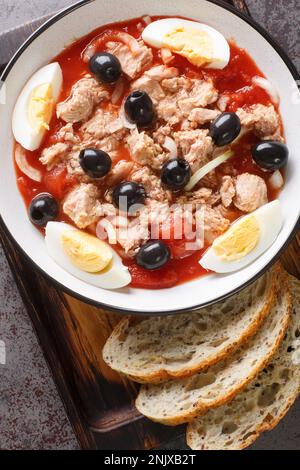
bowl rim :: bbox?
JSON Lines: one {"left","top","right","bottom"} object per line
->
{"left": 0, "top": 0, "right": 299, "bottom": 316}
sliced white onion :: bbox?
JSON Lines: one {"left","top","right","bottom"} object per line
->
{"left": 83, "top": 31, "right": 141, "bottom": 62}
{"left": 269, "top": 170, "right": 284, "bottom": 190}
{"left": 253, "top": 76, "right": 280, "bottom": 105}
{"left": 116, "top": 32, "right": 141, "bottom": 55}
{"left": 15, "top": 144, "right": 42, "bottom": 182}
{"left": 111, "top": 79, "right": 125, "bottom": 105}
{"left": 231, "top": 126, "right": 249, "bottom": 145}
{"left": 162, "top": 136, "right": 178, "bottom": 159}
{"left": 185, "top": 150, "right": 234, "bottom": 191}
{"left": 142, "top": 15, "right": 152, "bottom": 25}
{"left": 161, "top": 48, "right": 174, "bottom": 65}
{"left": 83, "top": 41, "right": 99, "bottom": 62}
{"left": 137, "top": 22, "right": 144, "bottom": 33}
{"left": 119, "top": 104, "right": 137, "bottom": 130}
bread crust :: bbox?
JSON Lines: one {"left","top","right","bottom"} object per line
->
{"left": 103, "top": 266, "right": 280, "bottom": 384}
{"left": 186, "top": 273, "right": 300, "bottom": 450}
{"left": 186, "top": 386, "right": 300, "bottom": 451}
{"left": 135, "top": 271, "right": 291, "bottom": 425}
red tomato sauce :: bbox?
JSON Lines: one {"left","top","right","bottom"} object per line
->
{"left": 14, "top": 16, "right": 283, "bottom": 289}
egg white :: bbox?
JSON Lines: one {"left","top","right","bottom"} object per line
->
{"left": 200, "top": 200, "right": 283, "bottom": 273}
{"left": 45, "top": 222, "right": 132, "bottom": 290}
{"left": 12, "top": 63, "right": 63, "bottom": 151}
{"left": 142, "top": 18, "right": 230, "bottom": 69}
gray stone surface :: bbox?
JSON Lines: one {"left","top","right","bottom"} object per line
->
{"left": 0, "top": 243, "right": 79, "bottom": 450}
{"left": 0, "top": 0, "right": 299, "bottom": 451}
{"left": 0, "top": 0, "right": 68, "bottom": 31}
{"left": 247, "top": 0, "right": 300, "bottom": 72}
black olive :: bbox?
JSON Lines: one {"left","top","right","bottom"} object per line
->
{"left": 29, "top": 193, "right": 59, "bottom": 227}
{"left": 124, "top": 90, "right": 155, "bottom": 127}
{"left": 136, "top": 241, "right": 171, "bottom": 270}
{"left": 113, "top": 181, "right": 146, "bottom": 213}
{"left": 210, "top": 112, "right": 241, "bottom": 147}
{"left": 252, "top": 140, "right": 289, "bottom": 171}
{"left": 161, "top": 159, "right": 191, "bottom": 190}
{"left": 89, "top": 52, "right": 122, "bottom": 84}
{"left": 79, "top": 148, "right": 112, "bottom": 178}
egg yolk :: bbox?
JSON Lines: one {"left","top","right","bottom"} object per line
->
{"left": 163, "top": 27, "right": 213, "bottom": 67}
{"left": 212, "top": 216, "right": 260, "bottom": 261}
{"left": 61, "top": 230, "right": 113, "bottom": 273}
{"left": 28, "top": 83, "right": 54, "bottom": 133}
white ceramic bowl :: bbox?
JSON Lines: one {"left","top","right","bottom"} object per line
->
{"left": 0, "top": 0, "right": 299, "bottom": 315}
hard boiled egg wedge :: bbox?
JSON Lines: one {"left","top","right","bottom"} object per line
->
{"left": 200, "top": 200, "right": 283, "bottom": 273}
{"left": 45, "top": 222, "right": 131, "bottom": 290}
{"left": 142, "top": 18, "right": 230, "bottom": 69}
{"left": 12, "top": 63, "right": 63, "bottom": 151}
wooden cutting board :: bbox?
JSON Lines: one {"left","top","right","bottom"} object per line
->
{"left": 0, "top": 0, "right": 299, "bottom": 450}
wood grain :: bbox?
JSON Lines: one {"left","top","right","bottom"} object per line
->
{"left": 0, "top": 220, "right": 184, "bottom": 449}
{"left": 281, "top": 233, "right": 300, "bottom": 278}
{"left": 0, "top": 0, "right": 299, "bottom": 450}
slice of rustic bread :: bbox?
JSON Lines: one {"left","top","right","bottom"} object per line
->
{"left": 186, "top": 274, "right": 300, "bottom": 451}
{"left": 136, "top": 272, "right": 291, "bottom": 425}
{"left": 103, "top": 267, "right": 278, "bottom": 384}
